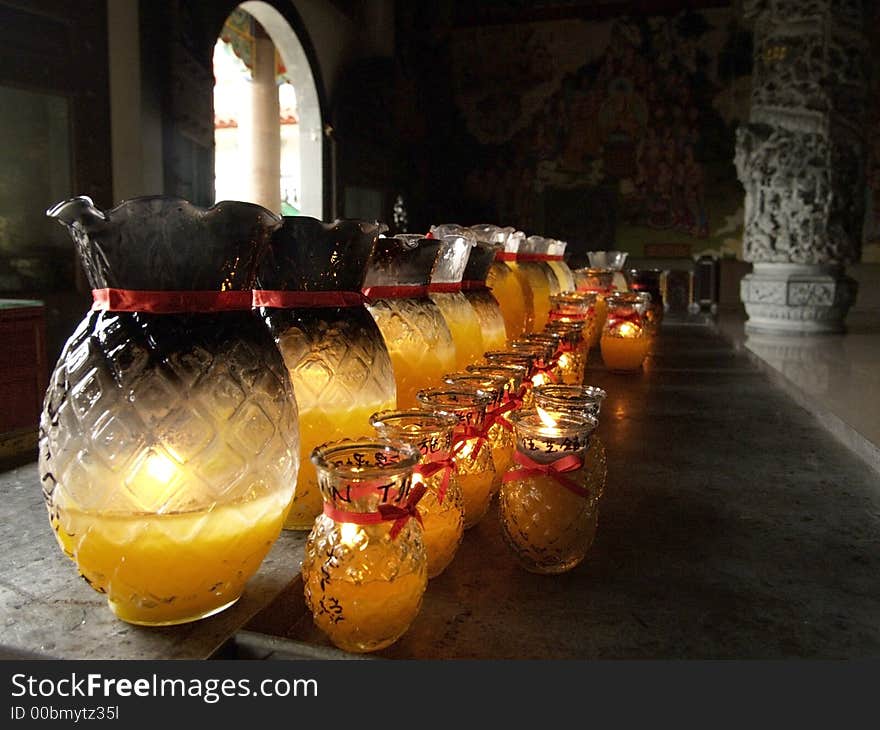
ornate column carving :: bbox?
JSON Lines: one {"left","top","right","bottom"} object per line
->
{"left": 735, "top": 0, "right": 868, "bottom": 334}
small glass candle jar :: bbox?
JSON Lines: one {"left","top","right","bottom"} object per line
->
{"left": 587, "top": 250, "right": 629, "bottom": 292}
{"left": 510, "top": 338, "right": 561, "bottom": 386}
{"left": 302, "top": 438, "right": 427, "bottom": 653}
{"left": 533, "top": 384, "right": 607, "bottom": 499}
{"left": 370, "top": 410, "right": 464, "bottom": 579}
{"left": 442, "top": 372, "right": 515, "bottom": 491}
{"left": 499, "top": 409, "right": 599, "bottom": 574}
{"left": 482, "top": 351, "right": 537, "bottom": 407}
{"left": 627, "top": 268, "right": 664, "bottom": 332}
{"left": 543, "top": 321, "right": 587, "bottom": 384}
{"left": 416, "top": 388, "right": 495, "bottom": 529}
{"left": 600, "top": 292, "right": 651, "bottom": 372}
{"left": 572, "top": 268, "right": 615, "bottom": 348}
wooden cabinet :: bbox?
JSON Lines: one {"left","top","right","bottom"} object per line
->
{"left": 0, "top": 300, "right": 47, "bottom": 463}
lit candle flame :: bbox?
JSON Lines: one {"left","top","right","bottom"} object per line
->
{"left": 126, "top": 449, "right": 179, "bottom": 512}
{"left": 557, "top": 352, "right": 571, "bottom": 368}
{"left": 618, "top": 321, "right": 640, "bottom": 338}
{"left": 536, "top": 407, "right": 558, "bottom": 429}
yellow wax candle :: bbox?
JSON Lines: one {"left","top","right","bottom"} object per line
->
{"left": 288, "top": 401, "right": 395, "bottom": 529}
{"left": 500, "top": 470, "right": 598, "bottom": 575}
{"left": 456, "top": 446, "right": 496, "bottom": 528}
{"left": 600, "top": 325, "right": 650, "bottom": 372}
{"left": 512, "top": 262, "right": 553, "bottom": 333}
{"left": 302, "top": 520, "right": 427, "bottom": 653}
{"left": 430, "top": 292, "right": 486, "bottom": 370}
{"left": 415, "top": 473, "right": 465, "bottom": 578}
{"left": 51, "top": 483, "right": 291, "bottom": 626}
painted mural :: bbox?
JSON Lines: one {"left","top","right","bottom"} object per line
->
{"left": 449, "top": 7, "right": 753, "bottom": 259}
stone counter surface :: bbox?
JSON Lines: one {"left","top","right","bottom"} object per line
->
{"left": 1, "top": 321, "right": 879, "bottom": 659}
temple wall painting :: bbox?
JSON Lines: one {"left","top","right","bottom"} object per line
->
{"left": 447, "top": 6, "right": 754, "bottom": 260}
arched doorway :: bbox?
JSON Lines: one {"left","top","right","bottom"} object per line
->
{"left": 213, "top": 2, "right": 323, "bottom": 218}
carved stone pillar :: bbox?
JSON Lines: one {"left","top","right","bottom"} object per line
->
{"left": 735, "top": 0, "right": 869, "bottom": 334}
{"left": 250, "top": 23, "right": 281, "bottom": 213}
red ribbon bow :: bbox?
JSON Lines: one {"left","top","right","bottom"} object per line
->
{"left": 549, "top": 309, "right": 587, "bottom": 322}
{"left": 452, "top": 424, "right": 489, "bottom": 458}
{"left": 502, "top": 451, "right": 587, "bottom": 498}
{"left": 378, "top": 482, "right": 427, "bottom": 539}
{"left": 485, "top": 398, "right": 519, "bottom": 432}
{"left": 413, "top": 451, "right": 456, "bottom": 504}
{"left": 531, "top": 357, "right": 559, "bottom": 383}
{"left": 607, "top": 311, "right": 643, "bottom": 329}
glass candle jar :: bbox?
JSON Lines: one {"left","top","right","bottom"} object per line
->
{"left": 428, "top": 229, "right": 485, "bottom": 370}
{"left": 476, "top": 225, "right": 533, "bottom": 339}
{"left": 546, "top": 238, "right": 576, "bottom": 293}
{"left": 510, "top": 338, "right": 562, "bottom": 386}
{"left": 587, "top": 250, "right": 629, "bottom": 292}
{"left": 416, "top": 388, "right": 495, "bottom": 529}
{"left": 369, "top": 410, "right": 464, "bottom": 579}
{"left": 452, "top": 231, "right": 508, "bottom": 352}
{"left": 302, "top": 438, "right": 427, "bottom": 653}
{"left": 543, "top": 321, "right": 587, "bottom": 385}
{"left": 516, "top": 235, "right": 560, "bottom": 332}
{"left": 600, "top": 292, "right": 651, "bottom": 372}
{"left": 482, "top": 351, "right": 537, "bottom": 407}
{"left": 257, "top": 218, "right": 397, "bottom": 530}
{"left": 573, "top": 268, "right": 616, "bottom": 349}
{"left": 533, "top": 384, "right": 607, "bottom": 499}
{"left": 43, "top": 196, "right": 299, "bottom": 626}
{"left": 627, "top": 268, "right": 664, "bottom": 331}
{"left": 363, "top": 234, "right": 457, "bottom": 408}
{"left": 442, "top": 372, "right": 516, "bottom": 491}
{"left": 499, "top": 409, "right": 599, "bottom": 574}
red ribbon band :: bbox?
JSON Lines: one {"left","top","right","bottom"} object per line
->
{"left": 253, "top": 290, "right": 367, "bottom": 308}
{"left": 91, "top": 288, "right": 252, "bottom": 313}
{"left": 606, "top": 311, "right": 644, "bottom": 329}
{"left": 549, "top": 309, "right": 587, "bottom": 322}
{"left": 460, "top": 280, "right": 490, "bottom": 292}
{"left": 362, "top": 285, "right": 430, "bottom": 300}
{"left": 413, "top": 450, "right": 455, "bottom": 504}
{"left": 494, "top": 251, "right": 517, "bottom": 262}
{"left": 502, "top": 451, "right": 588, "bottom": 498}
{"left": 322, "top": 482, "right": 427, "bottom": 539}
{"left": 428, "top": 282, "right": 462, "bottom": 294}
{"left": 516, "top": 253, "right": 554, "bottom": 262}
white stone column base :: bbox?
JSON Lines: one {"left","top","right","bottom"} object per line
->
{"left": 740, "top": 263, "right": 858, "bottom": 335}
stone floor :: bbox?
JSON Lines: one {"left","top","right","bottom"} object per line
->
{"left": 1, "top": 319, "right": 879, "bottom": 659}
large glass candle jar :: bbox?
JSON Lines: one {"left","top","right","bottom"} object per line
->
{"left": 474, "top": 224, "right": 532, "bottom": 339}
{"left": 499, "top": 410, "right": 599, "bottom": 574}
{"left": 416, "top": 388, "right": 495, "bottom": 529}
{"left": 427, "top": 229, "right": 485, "bottom": 370}
{"left": 573, "top": 268, "right": 615, "bottom": 349}
{"left": 370, "top": 410, "right": 463, "bottom": 578}
{"left": 533, "top": 384, "right": 607, "bottom": 499}
{"left": 302, "top": 438, "right": 427, "bottom": 653}
{"left": 600, "top": 292, "right": 651, "bottom": 372}
{"left": 546, "top": 238, "right": 576, "bottom": 293}
{"left": 516, "top": 235, "right": 559, "bottom": 332}
{"left": 363, "top": 234, "right": 457, "bottom": 408}
{"left": 42, "top": 196, "right": 299, "bottom": 626}
{"left": 442, "top": 372, "right": 515, "bottom": 491}
{"left": 460, "top": 238, "right": 508, "bottom": 352}
{"left": 257, "top": 218, "right": 397, "bottom": 530}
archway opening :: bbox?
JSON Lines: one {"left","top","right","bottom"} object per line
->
{"left": 213, "top": 2, "right": 323, "bottom": 217}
